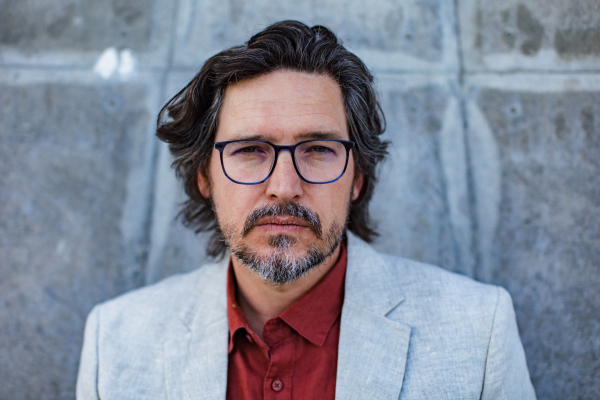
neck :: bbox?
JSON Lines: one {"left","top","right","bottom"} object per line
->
{"left": 231, "top": 245, "right": 341, "bottom": 341}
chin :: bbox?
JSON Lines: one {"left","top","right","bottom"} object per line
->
{"left": 231, "top": 231, "right": 342, "bottom": 285}
{"left": 232, "top": 243, "right": 328, "bottom": 285}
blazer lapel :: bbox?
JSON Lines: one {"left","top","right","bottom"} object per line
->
{"left": 164, "top": 257, "right": 230, "bottom": 400}
{"left": 335, "top": 233, "right": 412, "bottom": 400}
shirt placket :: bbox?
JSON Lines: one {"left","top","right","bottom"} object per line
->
{"left": 262, "top": 318, "right": 295, "bottom": 400}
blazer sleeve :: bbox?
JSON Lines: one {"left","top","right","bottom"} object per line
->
{"left": 76, "top": 305, "right": 100, "bottom": 400}
{"left": 480, "top": 287, "right": 537, "bottom": 400}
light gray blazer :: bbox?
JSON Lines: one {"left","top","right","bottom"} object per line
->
{"left": 77, "top": 233, "right": 536, "bottom": 399}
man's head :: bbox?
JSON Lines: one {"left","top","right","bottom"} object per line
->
{"left": 199, "top": 70, "right": 359, "bottom": 284}
{"left": 157, "top": 21, "right": 388, "bottom": 272}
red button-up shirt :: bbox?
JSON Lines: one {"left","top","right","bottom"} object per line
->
{"left": 226, "top": 242, "right": 347, "bottom": 400}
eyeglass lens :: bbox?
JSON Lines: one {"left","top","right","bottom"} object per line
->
{"left": 221, "top": 140, "right": 348, "bottom": 184}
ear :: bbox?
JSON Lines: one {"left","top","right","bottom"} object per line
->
{"left": 352, "top": 172, "right": 363, "bottom": 201}
{"left": 197, "top": 169, "right": 211, "bottom": 198}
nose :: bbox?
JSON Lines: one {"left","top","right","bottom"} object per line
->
{"left": 265, "top": 150, "right": 303, "bottom": 202}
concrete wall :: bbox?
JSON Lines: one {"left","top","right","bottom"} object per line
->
{"left": 1, "top": 0, "right": 598, "bottom": 398}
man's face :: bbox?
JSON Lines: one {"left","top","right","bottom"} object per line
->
{"left": 198, "top": 70, "right": 362, "bottom": 283}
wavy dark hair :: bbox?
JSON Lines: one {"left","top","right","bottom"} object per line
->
{"left": 156, "top": 20, "right": 388, "bottom": 259}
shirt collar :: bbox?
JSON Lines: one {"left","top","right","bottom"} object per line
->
{"left": 226, "top": 241, "right": 347, "bottom": 350}
{"left": 278, "top": 242, "right": 347, "bottom": 346}
{"left": 227, "top": 263, "right": 249, "bottom": 354}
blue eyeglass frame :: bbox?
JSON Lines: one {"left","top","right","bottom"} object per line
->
{"left": 213, "top": 138, "right": 355, "bottom": 185}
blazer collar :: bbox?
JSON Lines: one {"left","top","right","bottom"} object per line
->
{"left": 344, "top": 231, "right": 405, "bottom": 315}
{"left": 179, "top": 255, "right": 230, "bottom": 331}
{"left": 164, "top": 255, "right": 230, "bottom": 400}
{"left": 335, "top": 232, "right": 412, "bottom": 400}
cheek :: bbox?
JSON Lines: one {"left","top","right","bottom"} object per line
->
{"left": 313, "top": 180, "right": 354, "bottom": 224}
{"left": 211, "top": 179, "right": 263, "bottom": 227}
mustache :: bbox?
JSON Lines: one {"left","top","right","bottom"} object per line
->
{"left": 242, "top": 202, "right": 323, "bottom": 239}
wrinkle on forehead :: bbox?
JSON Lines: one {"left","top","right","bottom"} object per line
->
{"left": 225, "top": 71, "right": 342, "bottom": 106}
{"left": 227, "top": 95, "right": 343, "bottom": 117}
{"left": 217, "top": 70, "right": 348, "bottom": 141}
{"left": 232, "top": 110, "right": 342, "bottom": 121}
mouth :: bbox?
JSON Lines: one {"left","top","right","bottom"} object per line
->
{"left": 254, "top": 216, "right": 311, "bottom": 233}
{"left": 241, "top": 202, "right": 323, "bottom": 238}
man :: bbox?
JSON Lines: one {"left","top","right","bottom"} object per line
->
{"left": 77, "top": 21, "right": 536, "bottom": 399}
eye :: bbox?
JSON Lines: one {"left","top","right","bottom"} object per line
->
{"left": 308, "top": 145, "right": 334, "bottom": 153}
{"left": 233, "top": 146, "right": 267, "bottom": 155}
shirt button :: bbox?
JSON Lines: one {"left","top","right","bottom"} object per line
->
{"left": 271, "top": 379, "right": 283, "bottom": 392}
{"left": 246, "top": 333, "right": 253, "bottom": 343}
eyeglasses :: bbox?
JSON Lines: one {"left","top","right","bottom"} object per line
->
{"left": 213, "top": 139, "right": 355, "bottom": 185}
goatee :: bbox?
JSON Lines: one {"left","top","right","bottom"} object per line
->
{"left": 221, "top": 202, "right": 345, "bottom": 285}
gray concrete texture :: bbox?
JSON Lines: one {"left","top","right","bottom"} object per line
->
{"left": 466, "top": 75, "right": 600, "bottom": 399}
{"left": 0, "top": 0, "right": 173, "bottom": 67}
{"left": 0, "top": 69, "right": 161, "bottom": 399}
{"left": 172, "top": 0, "right": 459, "bottom": 71}
{"left": 0, "top": 0, "right": 598, "bottom": 398}
{"left": 459, "top": 0, "right": 600, "bottom": 71}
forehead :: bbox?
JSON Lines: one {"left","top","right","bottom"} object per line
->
{"left": 216, "top": 70, "right": 348, "bottom": 142}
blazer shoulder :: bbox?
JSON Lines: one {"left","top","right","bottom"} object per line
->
{"left": 382, "top": 252, "right": 501, "bottom": 303}
{"left": 345, "top": 231, "right": 503, "bottom": 316}
{"left": 91, "top": 258, "right": 227, "bottom": 332}
{"left": 362, "top": 254, "right": 534, "bottom": 399}
{"left": 100, "top": 266, "right": 202, "bottom": 311}
{"left": 77, "top": 260, "right": 229, "bottom": 399}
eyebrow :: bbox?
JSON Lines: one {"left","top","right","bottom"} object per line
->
{"left": 232, "top": 131, "right": 344, "bottom": 142}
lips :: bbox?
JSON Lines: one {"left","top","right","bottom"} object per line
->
{"left": 241, "top": 202, "right": 323, "bottom": 238}
{"left": 256, "top": 216, "right": 310, "bottom": 228}
{"left": 254, "top": 217, "right": 311, "bottom": 233}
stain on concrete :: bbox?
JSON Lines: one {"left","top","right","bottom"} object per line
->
{"left": 516, "top": 4, "right": 544, "bottom": 56}
{"left": 101, "top": 91, "right": 124, "bottom": 114}
{"left": 402, "top": 86, "right": 445, "bottom": 135}
{"left": 384, "top": 6, "right": 403, "bottom": 43}
{"left": 502, "top": 30, "right": 516, "bottom": 49}
{"left": 112, "top": 0, "right": 145, "bottom": 25}
{"left": 0, "top": 0, "right": 153, "bottom": 51}
{"left": 580, "top": 108, "right": 595, "bottom": 145}
{"left": 554, "top": 113, "right": 567, "bottom": 140}
{"left": 475, "top": 0, "right": 600, "bottom": 63}
{"left": 43, "top": 86, "right": 54, "bottom": 112}
{"left": 0, "top": 1, "right": 36, "bottom": 45}
{"left": 228, "top": 0, "right": 244, "bottom": 25}
{"left": 472, "top": 3, "right": 549, "bottom": 57}
{"left": 191, "top": 0, "right": 444, "bottom": 63}
{"left": 503, "top": 98, "right": 523, "bottom": 120}
{"left": 46, "top": 4, "right": 76, "bottom": 39}
{"left": 555, "top": 27, "right": 600, "bottom": 58}
{"left": 474, "top": 8, "right": 483, "bottom": 49}
{"left": 351, "top": 1, "right": 441, "bottom": 59}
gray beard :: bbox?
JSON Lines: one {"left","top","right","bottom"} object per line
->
{"left": 219, "top": 202, "right": 347, "bottom": 285}
{"left": 232, "top": 222, "right": 343, "bottom": 285}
